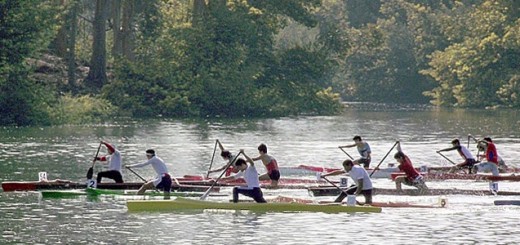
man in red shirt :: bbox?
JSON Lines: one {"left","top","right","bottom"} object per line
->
{"left": 473, "top": 138, "right": 499, "bottom": 176}
{"left": 393, "top": 141, "right": 428, "bottom": 194}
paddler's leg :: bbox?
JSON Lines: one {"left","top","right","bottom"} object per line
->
{"left": 252, "top": 187, "right": 266, "bottom": 203}
{"left": 334, "top": 185, "right": 356, "bottom": 202}
{"left": 395, "top": 176, "right": 405, "bottom": 192}
{"left": 232, "top": 187, "right": 240, "bottom": 203}
{"left": 268, "top": 170, "right": 280, "bottom": 188}
{"left": 362, "top": 190, "right": 373, "bottom": 205}
{"left": 137, "top": 181, "right": 155, "bottom": 195}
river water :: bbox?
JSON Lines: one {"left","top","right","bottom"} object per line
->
{"left": 1, "top": 104, "right": 519, "bottom": 244}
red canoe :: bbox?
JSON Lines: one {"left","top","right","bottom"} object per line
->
{"left": 1, "top": 180, "right": 220, "bottom": 193}
{"left": 390, "top": 172, "right": 520, "bottom": 181}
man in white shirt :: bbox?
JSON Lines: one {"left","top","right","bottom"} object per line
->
{"left": 321, "top": 159, "right": 373, "bottom": 204}
{"left": 126, "top": 149, "right": 171, "bottom": 195}
{"left": 94, "top": 141, "right": 124, "bottom": 183}
{"left": 221, "top": 150, "right": 266, "bottom": 203}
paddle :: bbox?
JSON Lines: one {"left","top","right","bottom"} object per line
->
{"left": 338, "top": 146, "right": 354, "bottom": 160}
{"left": 200, "top": 151, "right": 242, "bottom": 200}
{"left": 318, "top": 174, "right": 360, "bottom": 205}
{"left": 205, "top": 140, "right": 218, "bottom": 178}
{"left": 437, "top": 151, "right": 467, "bottom": 174}
{"left": 436, "top": 151, "right": 457, "bottom": 165}
{"left": 125, "top": 166, "right": 147, "bottom": 182}
{"left": 86, "top": 142, "right": 103, "bottom": 180}
{"left": 369, "top": 141, "right": 399, "bottom": 177}
{"left": 125, "top": 166, "right": 162, "bottom": 193}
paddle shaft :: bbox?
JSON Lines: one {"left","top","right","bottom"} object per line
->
{"left": 437, "top": 152, "right": 456, "bottom": 165}
{"left": 126, "top": 167, "right": 147, "bottom": 182}
{"left": 92, "top": 143, "right": 102, "bottom": 167}
{"left": 200, "top": 151, "right": 242, "bottom": 200}
{"left": 339, "top": 147, "right": 354, "bottom": 160}
{"left": 369, "top": 141, "right": 399, "bottom": 177}
{"left": 86, "top": 142, "right": 103, "bottom": 179}
{"left": 205, "top": 140, "right": 218, "bottom": 178}
{"left": 321, "top": 176, "right": 360, "bottom": 205}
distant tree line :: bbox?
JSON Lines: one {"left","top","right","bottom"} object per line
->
{"left": 1, "top": 0, "right": 519, "bottom": 126}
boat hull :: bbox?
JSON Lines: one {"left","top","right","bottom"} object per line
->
{"left": 390, "top": 172, "right": 520, "bottom": 181}
{"left": 494, "top": 200, "right": 520, "bottom": 206}
{"left": 2, "top": 181, "right": 219, "bottom": 193}
{"left": 308, "top": 187, "right": 520, "bottom": 196}
{"left": 39, "top": 188, "right": 218, "bottom": 198}
{"left": 126, "top": 197, "right": 382, "bottom": 213}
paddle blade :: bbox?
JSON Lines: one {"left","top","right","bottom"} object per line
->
{"left": 86, "top": 167, "right": 94, "bottom": 179}
{"left": 200, "top": 190, "right": 210, "bottom": 200}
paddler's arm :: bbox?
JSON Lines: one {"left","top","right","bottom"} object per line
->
{"left": 355, "top": 178, "right": 364, "bottom": 195}
{"left": 321, "top": 169, "right": 347, "bottom": 177}
{"left": 339, "top": 143, "right": 356, "bottom": 148}
{"left": 125, "top": 160, "right": 150, "bottom": 169}
{"left": 396, "top": 141, "right": 402, "bottom": 152}
{"left": 241, "top": 150, "right": 255, "bottom": 167}
{"left": 437, "top": 146, "right": 456, "bottom": 153}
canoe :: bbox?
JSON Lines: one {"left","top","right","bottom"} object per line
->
{"left": 390, "top": 172, "right": 520, "bottom": 181}
{"left": 308, "top": 187, "right": 520, "bottom": 196}
{"left": 126, "top": 197, "right": 382, "bottom": 213}
{"left": 40, "top": 188, "right": 221, "bottom": 198}
{"left": 494, "top": 200, "right": 520, "bottom": 206}
{"left": 2, "top": 180, "right": 220, "bottom": 193}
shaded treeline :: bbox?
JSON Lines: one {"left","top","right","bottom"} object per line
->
{"left": 1, "top": 0, "right": 519, "bottom": 126}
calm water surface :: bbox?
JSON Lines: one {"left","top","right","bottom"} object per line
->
{"left": 1, "top": 105, "right": 519, "bottom": 244}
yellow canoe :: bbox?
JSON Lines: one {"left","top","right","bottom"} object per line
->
{"left": 127, "top": 197, "right": 382, "bottom": 213}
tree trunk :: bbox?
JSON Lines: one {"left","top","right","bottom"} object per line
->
{"left": 112, "top": 0, "right": 123, "bottom": 57}
{"left": 192, "top": 0, "right": 206, "bottom": 27}
{"left": 85, "top": 0, "right": 108, "bottom": 92}
{"left": 50, "top": 0, "right": 68, "bottom": 57}
{"left": 121, "top": 0, "right": 135, "bottom": 61}
{"left": 66, "top": 0, "right": 79, "bottom": 93}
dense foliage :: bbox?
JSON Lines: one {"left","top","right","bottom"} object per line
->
{"left": 1, "top": 0, "right": 519, "bottom": 125}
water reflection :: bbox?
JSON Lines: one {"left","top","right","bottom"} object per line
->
{"left": 1, "top": 106, "right": 520, "bottom": 243}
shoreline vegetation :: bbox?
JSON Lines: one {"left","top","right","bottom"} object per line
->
{"left": 2, "top": 1, "right": 519, "bottom": 126}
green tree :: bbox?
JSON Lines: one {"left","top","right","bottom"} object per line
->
{"left": 0, "top": 0, "right": 59, "bottom": 125}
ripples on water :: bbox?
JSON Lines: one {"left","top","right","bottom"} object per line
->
{"left": 1, "top": 106, "right": 520, "bottom": 244}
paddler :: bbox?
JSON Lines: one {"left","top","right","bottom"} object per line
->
{"left": 219, "top": 149, "right": 267, "bottom": 203}
{"left": 207, "top": 139, "right": 239, "bottom": 177}
{"left": 472, "top": 138, "right": 499, "bottom": 176}
{"left": 393, "top": 141, "right": 428, "bottom": 194}
{"left": 252, "top": 143, "right": 281, "bottom": 188}
{"left": 93, "top": 141, "right": 124, "bottom": 183}
{"left": 320, "top": 159, "right": 373, "bottom": 204}
{"left": 437, "top": 138, "right": 477, "bottom": 173}
{"left": 125, "top": 149, "right": 172, "bottom": 195}
{"left": 339, "top": 135, "right": 372, "bottom": 169}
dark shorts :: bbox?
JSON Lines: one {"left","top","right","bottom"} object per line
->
{"left": 156, "top": 174, "right": 172, "bottom": 192}
{"left": 268, "top": 169, "right": 281, "bottom": 181}
{"left": 357, "top": 158, "right": 371, "bottom": 168}
{"left": 233, "top": 187, "right": 266, "bottom": 203}
{"left": 96, "top": 170, "right": 124, "bottom": 183}
{"left": 462, "top": 159, "right": 477, "bottom": 168}
{"left": 335, "top": 185, "right": 372, "bottom": 204}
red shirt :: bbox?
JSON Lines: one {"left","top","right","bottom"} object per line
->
{"left": 485, "top": 142, "right": 498, "bottom": 164}
{"left": 398, "top": 155, "right": 421, "bottom": 181}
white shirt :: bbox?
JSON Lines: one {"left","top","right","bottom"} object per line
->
{"left": 349, "top": 165, "right": 373, "bottom": 190}
{"left": 128, "top": 156, "right": 169, "bottom": 177}
{"left": 234, "top": 165, "right": 260, "bottom": 189}
{"left": 107, "top": 150, "right": 122, "bottom": 172}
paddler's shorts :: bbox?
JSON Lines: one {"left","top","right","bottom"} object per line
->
{"left": 404, "top": 175, "right": 425, "bottom": 187}
{"left": 155, "top": 173, "right": 172, "bottom": 192}
{"left": 268, "top": 169, "right": 281, "bottom": 181}
{"left": 357, "top": 158, "right": 371, "bottom": 168}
